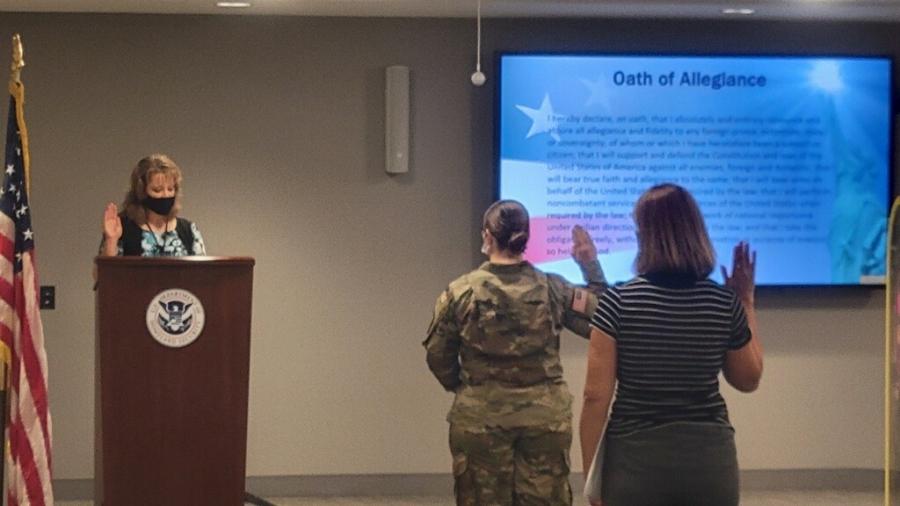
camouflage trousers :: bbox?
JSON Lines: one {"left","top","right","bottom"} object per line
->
{"left": 449, "top": 423, "right": 573, "bottom": 506}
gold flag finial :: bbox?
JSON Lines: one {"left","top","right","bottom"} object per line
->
{"left": 10, "top": 34, "right": 24, "bottom": 84}
{"left": 8, "top": 34, "right": 30, "bottom": 197}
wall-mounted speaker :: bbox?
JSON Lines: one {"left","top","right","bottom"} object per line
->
{"left": 385, "top": 65, "right": 410, "bottom": 174}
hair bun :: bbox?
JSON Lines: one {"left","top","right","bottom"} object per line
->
{"left": 507, "top": 231, "right": 529, "bottom": 254}
{"left": 483, "top": 199, "right": 530, "bottom": 255}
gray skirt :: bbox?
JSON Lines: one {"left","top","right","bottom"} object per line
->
{"left": 586, "top": 422, "right": 739, "bottom": 506}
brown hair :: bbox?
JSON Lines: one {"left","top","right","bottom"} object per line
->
{"left": 483, "top": 200, "right": 530, "bottom": 255}
{"left": 633, "top": 183, "right": 715, "bottom": 279}
{"left": 121, "top": 154, "right": 184, "bottom": 223}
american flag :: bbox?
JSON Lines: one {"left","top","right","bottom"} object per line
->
{"left": 1, "top": 85, "right": 53, "bottom": 505}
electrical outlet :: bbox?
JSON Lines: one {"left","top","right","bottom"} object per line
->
{"left": 39, "top": 286, "right": 54, "bottom": 310}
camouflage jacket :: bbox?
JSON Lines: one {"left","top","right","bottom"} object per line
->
{"left": 423, "top": 260, "right": 606, "bottom": 427}
{"left": 423, "top": 262, "right": 606, "bottom": 391}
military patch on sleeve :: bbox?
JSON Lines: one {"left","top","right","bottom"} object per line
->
{"left": 572, "top": 288, "right": 588, "bottom": 315}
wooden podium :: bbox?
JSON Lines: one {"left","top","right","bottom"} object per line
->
{"left": 94, "top": 256, "right": 255, "bottom": 506}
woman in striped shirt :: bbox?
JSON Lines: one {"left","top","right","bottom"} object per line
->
{"left": 579, "top": 183, "right": 763, "bottom": 506}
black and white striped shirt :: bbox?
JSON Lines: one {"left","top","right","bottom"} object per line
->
{"left": 590, "top": 273, "right": 752, "bottom": 436}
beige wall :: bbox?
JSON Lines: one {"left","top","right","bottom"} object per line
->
{"left": 0, "top": 13, "right": 890, "bottom": 479}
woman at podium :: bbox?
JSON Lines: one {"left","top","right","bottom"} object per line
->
{"left": 424, "top": 200, "right": 608, "bottom": 505}
{"left": 99, "top": 154, "right": 206, "bottom": 257}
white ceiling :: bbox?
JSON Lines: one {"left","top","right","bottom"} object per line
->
{"left": 1, "top": 0, "right": 900, "bottom": 21}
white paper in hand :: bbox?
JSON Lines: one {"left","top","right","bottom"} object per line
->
{"left": 583, "top": 431, "right": 607, "bottom": 500}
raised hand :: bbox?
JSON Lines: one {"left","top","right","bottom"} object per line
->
{"left": 571, "top": 225, "right": 598, "bottom": 265}
{"left": 103, "top": 202, "right": 122, "bottom": 241}
{"left": 721, "top": 241, "right": 756, "bottom": 304}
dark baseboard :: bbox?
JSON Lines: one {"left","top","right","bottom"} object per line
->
{"left": 740, "top": 468, "right": 882, "bottom": 492}
{"left": 52, "top": 469, "right": 884, "bottom": 501}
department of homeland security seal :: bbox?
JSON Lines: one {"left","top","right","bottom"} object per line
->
{"left": 146, "top": 289, "right": 205, "bottom": 348}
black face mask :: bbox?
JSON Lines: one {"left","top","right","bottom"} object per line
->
{"left": 143, "top": 196, "right": 176, "bottom": 216}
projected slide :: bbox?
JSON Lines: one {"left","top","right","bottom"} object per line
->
{"left": 498, "top": 55, "right": 891, "bottom": 286}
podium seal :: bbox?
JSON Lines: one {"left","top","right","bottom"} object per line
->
{"left": 146, "top": 288, "right": 206, "bottom": 348}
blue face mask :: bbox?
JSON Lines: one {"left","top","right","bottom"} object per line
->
{"left": 143, "top": 196, "right": 175, "bottom": 216}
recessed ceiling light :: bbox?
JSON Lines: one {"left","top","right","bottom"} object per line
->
{"left": 722, "top": 8, "right": 755, "bottom": 15}
{"left": 216, "top": 1, "right": 251, "bottom": 7}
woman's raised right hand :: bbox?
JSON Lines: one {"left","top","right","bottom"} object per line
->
{"left": 103, "top": 202, "right": 122, "bottom": 241}
{"left": 571, "top": 225, "right": 598, "bottom": 266}
{"left": 721, "top": 241, "right": 756, "bottom": 305}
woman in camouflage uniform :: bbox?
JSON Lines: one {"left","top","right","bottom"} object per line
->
{"left": 424, "top": 200, "right": 607, "bottom": 506}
